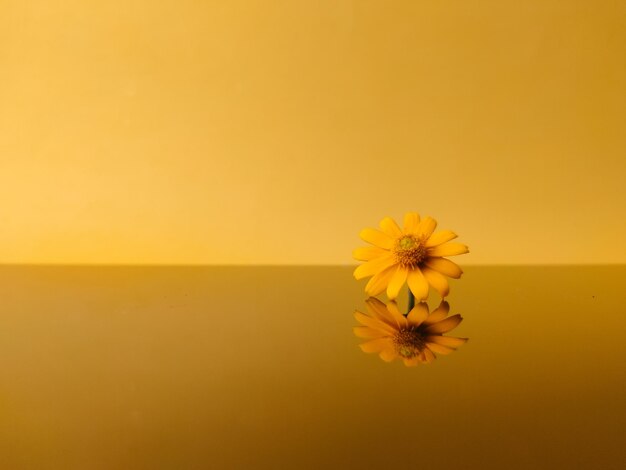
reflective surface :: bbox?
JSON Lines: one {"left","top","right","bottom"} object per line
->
{"left": 1, "top": 266, "right": 625, "bottom": 469}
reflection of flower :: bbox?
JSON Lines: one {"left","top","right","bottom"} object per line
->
{"left": 354, "top": 298, "right": 467, "bottom": 366}
{"left": 353, "top": 212, "right": 468, "bottom": 300}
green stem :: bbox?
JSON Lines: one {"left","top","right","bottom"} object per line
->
{"left": 407, "top": 290, "right": 415, "bottom": 314}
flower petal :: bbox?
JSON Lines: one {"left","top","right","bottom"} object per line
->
{"left": 364, "top": 298, "right": 399, "bottom": 328}
{"left": 403, "top": 357, "right": 421, "bottom": 367}
{"left": 386, "top": 266, "right": 408, "bottom": 300}
{"left": 353, "top": 255, "right": 395, "bottom": 280}
{"left": 407, "top": 268, "right": 429, "bottom": 300}
{"left": 353, "top": 326, "right": 387, "bottom": 339}
{"left": 379, "top": 348, "right": 397, "bottom": 362}
{"left": 417, "top": 216, "right": 437, "bottom": 239}
{"left": 365, "top": 297, "right": 391, "bottom": 322}
{"left": 364, "top": 266, "right": 396, "bottom": 297}
{"left": 407, "top": 303, "right": 429, "bottom": 326}
{"left": 423, "top": 348, "right": 436, "bottom": 363}
{"left": 424, "top": 258, "right": 463, "bottom": 279}
{"left": 360, "top": 338, "right": 393, "bottom": 353}
{"left": 423, "top": 301, "right": 450, "bottom": 325}
{"left": 424, "top": 314, "right": 463, "bottom": 334}
{"left": 379, "top": 217, "right": 403, "bottom": 238}
{"left": 386, "top": 301, "right": 409, "bottom": 328}
{"left": 354, "top": 311, "right": 396, "bottom": 335}
{"left": 426, "top": 335, "right": 468, "bottom": 348}
{"left": 426, "top": 342, "right": 455, "bottom": 355}
{"left": 422, "top": 267, "right": 450, "bottom": 298}
{"left": 425, "top": 230, "right": 458, "bottom": 248}
{"left": 353, "top": 246, "right": 388, "bottom": 261}
{"left": 403, "top": 212, "right": 421, "bottom": 234}
{"left": 428, "top": 243, "right": 469, "bottom": 257}
{"left": 359, "top": 228, "right": 394, "bottom": 249}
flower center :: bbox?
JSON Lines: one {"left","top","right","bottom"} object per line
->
{"left": 394, "top": 235, "right": 427, "bottom": 268}
{"left": 393, "top": 329, "right": 426, "bottom": 358}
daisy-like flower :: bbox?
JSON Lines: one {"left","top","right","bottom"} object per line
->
{"left": 353, "top": 212, "right": 469, "bottom": 300}
{"left": 354, "top": 298, "right": 467, "bottom": 366}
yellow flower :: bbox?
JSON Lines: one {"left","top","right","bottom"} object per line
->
{"left": 353, "top": 212, "right": 469, "bottom": 300}
{"left": 354, "top": 298, "right": 467, "bottom": 366}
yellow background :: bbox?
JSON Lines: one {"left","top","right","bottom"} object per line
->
{"left": 1, "top": 0, "right": 624, "bottom": 265}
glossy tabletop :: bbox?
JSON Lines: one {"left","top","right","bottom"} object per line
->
{"left": 0, "top": 266, "right": 624, "bottom": 469}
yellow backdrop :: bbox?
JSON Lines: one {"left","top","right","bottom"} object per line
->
{"left": 1, "top": 1, "right": 624, "bottom": 265}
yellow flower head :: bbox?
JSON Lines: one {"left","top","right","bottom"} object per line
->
{"left": 353, "top": 212, "right": 469, "bottom": 300}
{"left": 354, "top": 298, "right": 468, "bottom": 367}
